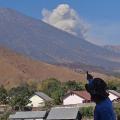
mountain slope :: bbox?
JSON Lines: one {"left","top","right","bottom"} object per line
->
{"left": 105, "top": 45, "right": 120, "bottom": 53}
{"left": 0, "top": 8, "right": 120, "bottom": 72}
{"left": 0, "top": 47, "right": 119, "bottom": 88}
{"left": 0, "top": 47, "right": 86, "bottom": 87}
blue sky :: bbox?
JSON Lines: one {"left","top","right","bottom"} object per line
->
{"left": 0, "top": 0, "right": 120, "bottom": 45}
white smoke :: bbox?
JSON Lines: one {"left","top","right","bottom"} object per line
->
{"left": 42, "top": 4, "right": 88, "bottom": 38}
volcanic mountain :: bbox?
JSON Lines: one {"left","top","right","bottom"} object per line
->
{"left": 0, "top": 8, "right": 120, "bottom": 73}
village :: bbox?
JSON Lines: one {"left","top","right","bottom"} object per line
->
{"left": 0, "top": 79, "right": 118, "bottom": 120}
{"left": 8, "top": 89, "right": 120, "bottom": 120}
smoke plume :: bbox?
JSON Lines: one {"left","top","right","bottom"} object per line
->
{"left": 42, "top": 4, "right": 88, "bottom": 38}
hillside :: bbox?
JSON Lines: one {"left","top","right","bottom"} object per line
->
{"left": 0, "top": 8, "right": 120, "bottom": 73}
{"left": 0, "top": 47, "right": 85, "bottom": 87}
{"left": 0, "top": 47, "right": 119, "bottom": 88}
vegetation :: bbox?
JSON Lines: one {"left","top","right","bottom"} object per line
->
{"left": 8, "top": 83, "right": 34, "bottom": 111}
{"left": 0, "top": 78, "right": 120, "bottom": 108}
{"left": 0, "top": 111, "right": 12, "bottom": 120}
{"left": 37, "top": 78, "right": 85, "bottom": 104}
{"left": 80, "top": 106, "right": 94, "bottom": 117}
{"left": 0, "top": 78, "right": 85, "bottom": 110}
{"left": 63, "top": 80, "right": 85, "bottom": 92}
{"left": 0, "top": 85, "right": 8, "bottom": 105}
{"left": 0, "top": 78, "right": 120, "bottom": 119}
{"left": 107, "top": 80, "right": 120, "bottom": 92}
{"left": 114, "top": 103, "right": 120, "bottom": 119}
{"left": 37, "top": 78, "right": 64, "bottom": 104}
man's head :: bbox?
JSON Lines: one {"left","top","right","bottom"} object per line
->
{"left": 85, "top": 78, "right": 109, "bottom": 103}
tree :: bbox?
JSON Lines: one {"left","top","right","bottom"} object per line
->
{"left": 63, "top": 81, "right": 84, "bottom": 92}
{"left": 0, "top": 85, "right": 8, "bottom": 105}
{"left": 107, "top": 80, "right": 120, "bottom": 91}
{"left": 8, "top": 83, "right": 34, "bottom": 110}
{"left": 37, "top": 78, "right": 64, "bottom": 104}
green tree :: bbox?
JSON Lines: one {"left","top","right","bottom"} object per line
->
{"left": 80, "top": 106, "right": 94, "bottom": 117}
{"left": 38, "top": 78, "right": 64, "bottom": 104}
{"left": 0, "top": 85, "right": 8, "bottom": 105}
{"left": 63, "top": 81, "right": 84, "bottom": 92}
{"left": 8, "top": 83, "right": 34, "bottom": 110}
{"left": 107, "top": 80, "right": 120, "bottom": 91}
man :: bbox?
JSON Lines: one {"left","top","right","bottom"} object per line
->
{"left": 85, "top": 72, "right": 116, "bottom": 120}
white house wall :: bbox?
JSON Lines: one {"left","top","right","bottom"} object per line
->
{"left": 63, "top": 94, "right": 85, "bottom": 105}
{"left": 109, "top": 93, "right": 118, "bottom": 101}
{"left": 27, "top": 95, "right": 45, "bottom": 107}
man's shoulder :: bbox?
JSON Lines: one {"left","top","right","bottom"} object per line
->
{"left": 96, "top": 99, "right": 112, "bottom": 109}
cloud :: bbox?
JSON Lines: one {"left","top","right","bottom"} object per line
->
{"left": 42, "top": 4, "right": 89, "bottom": 38}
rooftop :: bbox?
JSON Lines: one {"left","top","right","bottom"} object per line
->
{"left": 46, "top": 107, "right": 80, "bottom": 120}
{"left": 63, "top": 90, "right": 91, "bottom": 101}
{"left": 9, "top": 111, "right": 47, "bottom": 119}
{"left": 35, "top": 92, "right": 53, "bottom": 101}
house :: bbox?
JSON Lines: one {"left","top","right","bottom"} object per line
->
{"left": 9, "top": 111, "right": 47, "bottom": 120}
{"left": 46, "top": 107, "right": 82, "bottom": 120}
{"left": 27, "top": 92, "right": 53, "bottom": 108}
{"left": 63, "top": 91, "right": 91, "bottom": 105}
{"left": 108, "top": 90, "right": 120, "bottom": 102}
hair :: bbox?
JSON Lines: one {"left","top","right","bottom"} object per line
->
{"left": 93, "top": 78, "right": 108, "bottom": 90}
{"left": 86, "top": 78, "right": 109, "bottom": 102}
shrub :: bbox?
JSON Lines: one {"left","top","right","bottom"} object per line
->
{"left": 0, "top": 111, "right": 12, "bottom": 120}
{"left": 80, "top": 106, "right": 94, "bottom": 117}
{"left": 114, "top": 103, "right": 120, "bottom": 119}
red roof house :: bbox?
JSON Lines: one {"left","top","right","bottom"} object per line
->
{"left": 63, "top": 91, "right": 91, "bottom": 105}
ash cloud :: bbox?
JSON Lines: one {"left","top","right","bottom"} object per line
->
{"left": 42, "top": 4, "right": 88, "bottom": 38}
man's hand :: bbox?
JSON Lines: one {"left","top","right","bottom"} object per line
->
{"left": 86, "top": 71, "right": 93, "bottom": 80}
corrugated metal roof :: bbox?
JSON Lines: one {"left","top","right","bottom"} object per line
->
{"left": 46, "top": 107, "right": 79, "bottom": 120}
{"left": 35, "top": 92, "right": 53, "bottom": 101}
{"left": 9, "top": 111, "right": 46, "bottom": 119}
{"left": 108, "top": 90, "right": 120, "bottom": 97}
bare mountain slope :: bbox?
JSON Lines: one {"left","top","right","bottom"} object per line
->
{"left": 0, "top": 47, "right": 119, "bottom": 88}
{"left": 0, "top": 47, "right": 86, "bottom": 87}
{"left": 0, "top": 8, "right": 120, "bottom": 72}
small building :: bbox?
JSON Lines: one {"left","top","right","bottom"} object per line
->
{"left": 46, "top": 107, "right": 82, "bottom": 120}
{"left": 63, "top": 91, "right": 91, "bottom": 105}
{"left": 108, "top": 90, "right": 120, "bottom": 102}
{"left": 27, "top": 92, "right": 53, "bottom": 108}
{"left": 9, "top": 111, "right": 47, "bottom": 120}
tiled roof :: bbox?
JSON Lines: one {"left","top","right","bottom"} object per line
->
{"left": 35, "top": 92, "right": 53, "bottom": 101}
{"left": 46, "top": 107, "right": 80, "bottom": 120}
{"left": 63, "top": 90, "right": 91, "bottom": 101}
